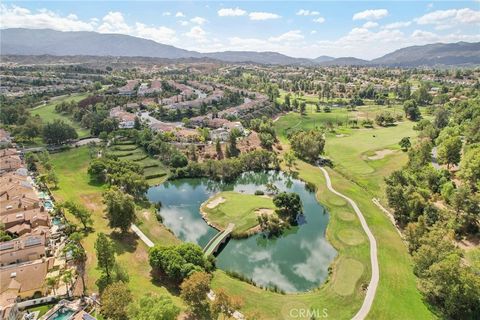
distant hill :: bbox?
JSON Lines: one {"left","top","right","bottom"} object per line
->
{"left": 319, "top": 57, "right": 369, "bottom": 66}
{"left": 1, "top": 28, "right": 479, "bottom": 66}
{"left": 371, "top": 42, "right": 480, "bottom": 66}
{"left": 312, "top": 55, "right": 335, "bottom": 63}
{"left": 0, "top": 28, "right": 200, "bottom": 59}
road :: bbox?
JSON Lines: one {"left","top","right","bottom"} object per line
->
{"left": 319, "top": 167, "right": 379, "bottom": 320}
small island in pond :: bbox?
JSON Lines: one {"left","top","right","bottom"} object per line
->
{"left": 200, "top": 190, "right": 302, "bottom": 238}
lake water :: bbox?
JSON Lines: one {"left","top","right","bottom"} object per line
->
{"left": 146, "top": 171, "right": 337, "bottom": 292}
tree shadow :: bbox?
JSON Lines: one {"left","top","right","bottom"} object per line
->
{"left": 149, "top": 269, "right": 181, "bottom": 296}
{"left": 110, "top": 231, "right": 139, "bottom": 254}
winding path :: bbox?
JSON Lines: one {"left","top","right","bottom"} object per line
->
{"left": 319, "top": 167, "right": 379, "bottom": 320}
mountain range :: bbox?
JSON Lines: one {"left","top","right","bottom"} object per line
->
{"left": 1, "top": 28, "right": 479, "bottom": 67}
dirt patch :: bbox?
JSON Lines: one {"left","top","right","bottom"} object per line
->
{"left": 206, "top": 196, "right": 226, "bottom": 209}
{"left": 255, "top": 208, "right": 275, "bottom": 216}
{"left": 336, "top": 134, "right": 346, "bottom": 138}
{"left": 367, "top": 149, "right": 395, "bottom": 160}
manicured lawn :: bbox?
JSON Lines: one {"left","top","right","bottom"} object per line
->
{"left": 31, "top": 93, "right": 90, "bottom": 138}
{"left": 201, "top": 191, "right": 276, "bottom": 234}
{"left": 48, "top": 147, "right": 183, "bottom": 308}
{"left": 24, "top": 303, "right": 55, "bottom": 317}
{"left": 272, "top": 109, "right": 435, "bottom": 319}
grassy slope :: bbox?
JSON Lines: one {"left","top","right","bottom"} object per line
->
{"left": 201, "top": 191, "right": 275, "bottom": 233}
{"left": 273, "top": 106, "right": 435, "bottom": 319}
{"left": 31, "top": 93, "right": 90, "bottom": 138}
{"left": 48, "top": 147, "right": 182, "bottom": 306}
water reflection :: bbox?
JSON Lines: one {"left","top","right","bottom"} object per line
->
{"left": 146, "top": 171, "right": 337, "bottom": 292}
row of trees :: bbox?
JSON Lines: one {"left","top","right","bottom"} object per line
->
{"left": 385, "top": 98, "right": 480, "bottom": 318}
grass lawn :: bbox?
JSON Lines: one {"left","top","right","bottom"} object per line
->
{"left": 31, "top": 93, "right": 90, "bottom": 138}
{"left": 48, "top": 146, "right": 183, "bottom": 308}
{"left": 201, "top": 191, "right": 275, "bottom": 234}
{"left": 24, "top": 303, "right": 55, "bottom": 317}
{"left": 271, "top": 109, "right": 436, "bottom": 319}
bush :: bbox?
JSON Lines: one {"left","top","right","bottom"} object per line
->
{"left": 254, "top": 190, "right": 265, "bottom": 195}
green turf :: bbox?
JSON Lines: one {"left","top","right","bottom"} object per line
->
{"left": 273, "top": 108, "right": 435, "bottom": 319}
{"left": 201, "top": 191, "right": 276, "bottom": 234}
{"left": 48, "top": 147, "right": 183, "bottom": 308}
{"left": 31, "top": 93, "right": 90, "bottom": 138}
{"left": 24, "top": 303, "right": 55, "bottom": 317}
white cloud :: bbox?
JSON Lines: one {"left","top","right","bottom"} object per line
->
{"left": 416, "top": 8, "right": 480, "bottom": 25}
{"left": 383, "top": 21, "right": 412, "bottom": 29}
{"left": 362, "top": 21, "right": 379, "bottom": 29}
{"left": 0, "top": 4, "right": 96, "bottom": 31}
{"left": 311, "top": 30, "right": 317, "bottom": 35}
{"left": 162, "top": 11, "right": 171, "bottom": 16}
{"left": 313, "top": 17, "right": 326, "bottom": 24}
{"left": 98, "top": 11, "right": 130, "bottom": 34}
{"left": 179, "top": 20, "right": 189, "bottom": 27}
{"left": 175, "top": 11, "right": 185, "bottom": 18}
{"left": 217, "top": 7, "right": 246, "bottom": 17}
{"left": 296, "top": 9, "right": 320, "bottom": 16}
{"left": 353, "top": 9, "right": 389, "bottom": 21}
{"left": 249, "top": 12, "right": 281, "bottom": 21}
{"left": 184, "top": 26, "right": 207, "bottom": 43}
{"left": 134, "top": 23, "right": 177, "bottom": 44}
{"left": 268, "top": 30, "right": 304, "bottom": 42}
{"left": 190, "top": 16, "right": 207, "bottom": 25}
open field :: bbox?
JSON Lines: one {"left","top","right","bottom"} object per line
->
{"left": 201, "top": 191, "right": 275, "bottom": 234}
{"left": 48, "top": 147, "right": 182, "bottom": 307}
{"left": 31, "top": 93, "right": 90, "bottom": 138}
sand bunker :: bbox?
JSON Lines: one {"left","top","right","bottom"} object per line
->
{"left": 206, "top": 197, "right": 226, "bottom": 209}
{"left": 368, "top": 149, "right": 395, "bottom": 160}
{"left": 255, "top": 208, "right": 275, "bottom": 216}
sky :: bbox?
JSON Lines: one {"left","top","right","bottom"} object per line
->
{"left": 1, "top": 1, "right": 479, "bottom": 59}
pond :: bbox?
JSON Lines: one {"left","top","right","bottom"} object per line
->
{"left": 146, "top": 171, "right": 337, "bottom": 292}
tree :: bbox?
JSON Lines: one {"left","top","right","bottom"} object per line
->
{"left": 101, "top": 282, "right": 132, "bottom": 320}
{"left": 95, "top": 233, "right": 116, "bottom": 279}
{"left": 134, "top": 117, "right": 142, "bottom": 130}
{"left": 63, "top": 201, "right": 93, "bottom": 230}
{"left": 257, "top": 213, "right": 283, "bottom": 237}
{"left": 63, "top": 232, "right": 87, "bottom": 295}
{"left": 283, "top": 151, "right": 296, "bottom": 171}
{"left": 459, "top": 146, "right": 480, "bottom": 190}
{"left": 273, "top": 192, "right": 303, "bottom": 223}
{"left": 128, "top": 294, "right": 180, "bottom": 320}
{"left": 180, "top": 272, "right": 211, "bottom": 318}
{"left": 47, "top": 169, "right": 59, "bottom": 188}
{"left": 225, "top": 131, "right": 239, "bottom": 158}
{"left": 434, "top": 107, "right": 449, "bottom": 129}
{"left": 61, "top": 269, "right": 74, "bottom": 297}
{"left": 299, "top": 101, "right": 306, "bottom": 115}
{"left": 103, "top": 187, "right": 136, "bottom": 233}
{"left": 403, "top": 99, "right": 421, "bottom": 121}
{"left": 289, "top": 130, "right": 325, "bottom": 163}
{"left": 437, "top": 136, "right": 462, "bottom": 168}
{"left": 149, "top": 243, "right": 212, "bottom": 282}
{"left": 399, "top": 137, "right": 411, "bottom": 151}
{"left": 215, "top": 139, "right": 223, "bottom": 160}
{"left": 46, "top": 276, "right": 59, "bottom": 296}
{"left": 375, "top": 111, "right": 395, "bottom": 127}
{"left": 211, "top": 288, "right": 243, "bottom": 320}
{"left": 42, "top": 119, "right": 78, "bottom": 145}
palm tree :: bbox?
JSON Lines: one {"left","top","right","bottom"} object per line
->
{"left": 46, "top": 276, "right": 59, "bottom": 296}
{"left": 61, "top": 269, "right": 74, "bottom": 297}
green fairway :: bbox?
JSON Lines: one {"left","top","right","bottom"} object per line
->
{"left": 272, "top": 108, "right": 435, "bottom": 319}
{"left": 201, "top": 191, "right": 276, "bottom": 235}
{"left": 31, "top": 93, "right": 90, "bottom": 138}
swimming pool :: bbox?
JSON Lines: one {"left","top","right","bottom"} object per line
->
{"left": 43, "top": 200, "right": 54, "bottom": 210}
{"left": 47, "top": 307, "right": 75, "bottom": 320}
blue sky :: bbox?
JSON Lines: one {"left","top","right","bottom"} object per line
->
{"left": 1, "top": 1, "right": 479, "bottom": 59}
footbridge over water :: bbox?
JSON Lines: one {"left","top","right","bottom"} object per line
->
{"left": 203, "top": 223, "right": 235, "bottom": 256}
